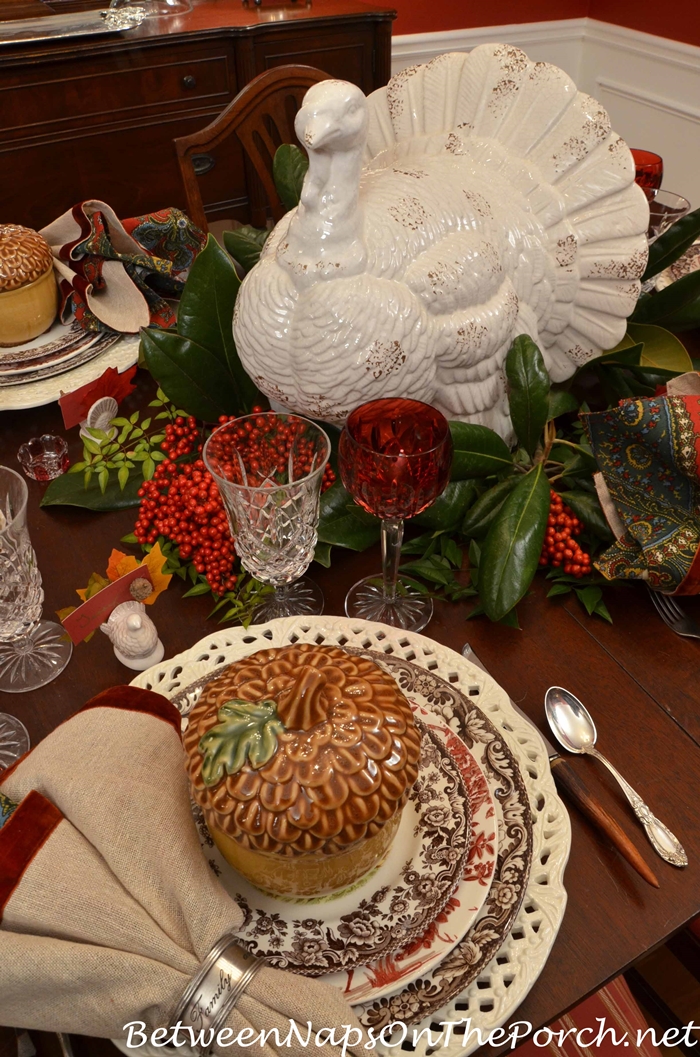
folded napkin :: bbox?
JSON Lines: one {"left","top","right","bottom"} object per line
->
{"left": 582, "top": 372, "right": 700, "bottom": 594}
{"left": 40, "top": 202, "right": 206, "bottom": 335}
{"left": 0, "top": 687, "right": 364, "bottom": 1056}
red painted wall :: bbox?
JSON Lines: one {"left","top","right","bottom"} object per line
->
{"left": 393, "top": 0, "right": 587, "bottom": 36}
{"left": 588, "top": 0, "right": 700, "bottom": 47}
{"left": 391, "top": 0, "right": 700, "bottom": 47}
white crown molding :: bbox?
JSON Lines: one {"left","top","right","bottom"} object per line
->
{"left": 596, "top": 76, "right": 700, "bottom": 125}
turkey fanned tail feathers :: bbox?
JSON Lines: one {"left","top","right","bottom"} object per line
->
{"left": 233, "top": 45, "right": 648, "bottom": 436}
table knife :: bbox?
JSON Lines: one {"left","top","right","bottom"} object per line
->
{"left": 461, "top": 645, "right": 660, "bottom": 889}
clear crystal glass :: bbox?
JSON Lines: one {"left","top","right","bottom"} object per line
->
{"left": 204, "top": 413, "right": 331, "bottom": 622}
{"left": 0, "top": 466, "right": 72, "bottom": 694}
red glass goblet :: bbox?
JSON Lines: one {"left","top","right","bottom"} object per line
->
{"left": 339, "top": 398, "right": 452, "bottom": 632}
{"left": 631, "top": 149, "right": 663, "bottom": 202}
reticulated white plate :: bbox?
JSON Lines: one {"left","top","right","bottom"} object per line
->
{"left": 0, "top": 331, "right": 140, "bottom": 410}
{"left": 187, "top": 720, "right": 471, "bottom": 977}
{"left": 131, "top": 616, "right": 570, "bottom": 1057}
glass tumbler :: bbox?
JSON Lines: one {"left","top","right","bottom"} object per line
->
{"left": 0, "top": 466, "right": 72, "bottom": 694}
{"left": 204, "top": 412, "right": 331, "bottom": 623}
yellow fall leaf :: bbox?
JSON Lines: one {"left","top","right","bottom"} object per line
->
{"left": 139, "top": 541, "right": 172, "bottom": 604}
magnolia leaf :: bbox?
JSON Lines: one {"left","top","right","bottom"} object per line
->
{"left": 642, "top": 207, "right": 700, "bottom": 281}
{"left": 625, "top": 323, "right": 693, "bottom": 373}
{"left": 141, "top": 328, "right": 243, "bottom": 422}
{"left": 631, "top": 268, "right": 700, "bottom": 330}
{"left": 449, "top": 422, "right": 513, "bottom": 478}
{"left": 41, "top": 468, "right": 141, "bottom": 510}
{"left": 413, "top": 480, "right": 478, "bottom": 531}
{"left": 273, "top": 144, "right": 309, "bottom": 212}
{"left": 561, "top": 490, "right": 613, "bottom": 541}
{"left": 223, "top": 226, "right": 270, "bottom": 274}
{"left": 505, "top": 335, "right": 550, "bottom": 457}
{"left": 313, "top": 541, "right": 333, "bottom": 568}
{"left": 479, "top": 464, "right": 550, "bottom": 621}
{"left": 199, "top": 699, "right": 284, "bottom": 786}
{"left": 461, "top": 476, "right": 519, "bottom": 539}
{"left": 317, "top": 481, "right": 380, "bottom": 550}
{"left": 547, "top": 389, "right": 580, "bottom": 421}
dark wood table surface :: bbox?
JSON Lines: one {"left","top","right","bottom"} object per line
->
{"left": 1, "top": 375, "right": 699, "bottom": 1055}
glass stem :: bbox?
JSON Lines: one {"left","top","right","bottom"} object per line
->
{"left": 381, "top": 518, "right": 404, "bottom": 604}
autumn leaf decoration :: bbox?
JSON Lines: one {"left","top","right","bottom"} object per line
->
{"left": 199, "top": 699, "right": 285, "bottom": 787}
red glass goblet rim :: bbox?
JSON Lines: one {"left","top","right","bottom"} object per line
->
{"left": 630, "top": 149, "right": 663, "bottom": 167}
{"left": 343, "top": 398, "right": 451, "bottom": 461}
{"left": 203, "top": 411, "right": 331, "bottom": 492}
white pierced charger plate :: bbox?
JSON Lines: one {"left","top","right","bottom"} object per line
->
{"left": 0, "top": 331, "right": 139, "bottom": 410}
{"left": 131, "top": 616, "right": 570, "bottom": 1056}
{"left": 186, "top": 719, "right": 471, "bottom": 977}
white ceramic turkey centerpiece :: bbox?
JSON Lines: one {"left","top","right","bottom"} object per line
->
{"left": 233, "top": 46, "right": 649, "bottom": 439}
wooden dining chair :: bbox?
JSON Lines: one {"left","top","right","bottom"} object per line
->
{"left": 173, "top": 65, "right": 332, "bottom": 233}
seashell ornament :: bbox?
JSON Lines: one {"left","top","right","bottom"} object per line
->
{"left": 79, "top": 396, "right": 119, "bottom": 442}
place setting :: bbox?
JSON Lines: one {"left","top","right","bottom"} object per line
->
{"left": 1, "top": 40, "right": 699, "bottom": 1057}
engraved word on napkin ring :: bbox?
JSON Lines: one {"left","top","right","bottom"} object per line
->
{"left": 169, "top": 932, "right": 267, "bottom": 1053}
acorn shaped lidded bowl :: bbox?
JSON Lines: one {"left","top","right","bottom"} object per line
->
{"left": 183, "top": 643, "right": 422, "bottom": 897}
{"left": 0, "top": 225, "right": 58, "bottom": 347}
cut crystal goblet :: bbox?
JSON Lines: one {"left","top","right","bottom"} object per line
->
{"left": 0, "top": 466, "right": 72, "bottom": 694}
{"left": 204, "top": 412, "right": 331, "bottom": 622}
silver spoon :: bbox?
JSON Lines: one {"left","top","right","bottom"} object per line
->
{"left": 545, "top": 686, "right": 687, "bottom": 868}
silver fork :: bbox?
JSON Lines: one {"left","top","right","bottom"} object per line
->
{"left": 647, "top": 585, "right": 700, "bottom": 639}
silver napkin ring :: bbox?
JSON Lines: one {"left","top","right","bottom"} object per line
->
{"left": 169, "top": 932, "right": 267, "bottom": 1054}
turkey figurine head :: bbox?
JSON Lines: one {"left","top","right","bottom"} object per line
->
{"left": 233, "top": 46, "right": 649, "bottom": 438}
{"left": 295, "top": 79, "right": 369, "bottom": 153}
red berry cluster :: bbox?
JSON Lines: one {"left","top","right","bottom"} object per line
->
{"left": 539, "top": 490, "right": 592, "bottom": 577}
{"left": 208, "top": 413, "right": 336, "bottom": 491}
{"left": 134, "top": 409, "right": 336, "bottom": 597}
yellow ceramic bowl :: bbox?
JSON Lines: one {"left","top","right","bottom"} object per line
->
{"left": 0, "top": 267, "right": 59, "bottom": 348}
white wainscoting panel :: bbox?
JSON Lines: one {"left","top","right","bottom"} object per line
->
{"left": 391, "top": 18, "right": 700, "bottom": 207}
{"left": 391, "top": 19, "right": 586, "bottom": 81}
{"left": 580, "top": 21, "right": 700, "bottom": 207}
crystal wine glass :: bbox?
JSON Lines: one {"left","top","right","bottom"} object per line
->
{"left": 204, "top": 412, "right": 331, "bottom": 622}
{"left": 0, "top": 466, "right": 72, "bottom": 695}
{"left": 339, "top": 398, "right": 453, "bottom": 633}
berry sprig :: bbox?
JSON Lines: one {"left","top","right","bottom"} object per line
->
{"left": 539, "top": 490, "right": 592, "bottom": 577}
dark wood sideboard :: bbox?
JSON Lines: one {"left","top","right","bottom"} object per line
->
{"left": 0, "top": 0, "right": 395, "bottom": 230}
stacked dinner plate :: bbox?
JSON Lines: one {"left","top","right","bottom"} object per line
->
{"left": 0, "top": 324, "right": 140, "bottom": 411}
{"left": 131, "top": 617, "right": 571, "bottom": 1056}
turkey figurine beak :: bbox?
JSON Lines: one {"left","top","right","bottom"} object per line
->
{"left": 298, "top": 111, "right": 338, "bottom": 151}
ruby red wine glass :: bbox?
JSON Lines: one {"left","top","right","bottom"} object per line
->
{"left": 204, "top": 412, "right": 331, "bottom": 622}
{"left": 339, "top": 398, "right": 453, "bottom": 632}
{"left": 631, "top": 149, "right": 663, "bottom": 202}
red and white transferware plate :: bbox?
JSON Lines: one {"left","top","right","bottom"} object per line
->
{"left": 323, "top": 704, "right": 496, "bottom": 1004}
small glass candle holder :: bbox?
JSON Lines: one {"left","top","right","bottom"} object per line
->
{"left": 17, "top": 435, "right": 69, "bottom": 482}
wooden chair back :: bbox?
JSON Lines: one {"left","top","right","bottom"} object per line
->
{"left": 173, "top": 65, "right": 332, "bottom": 233}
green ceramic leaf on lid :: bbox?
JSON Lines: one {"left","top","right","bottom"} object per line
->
{"left": 198, "top": 698, "right": 285, "bottom": 786}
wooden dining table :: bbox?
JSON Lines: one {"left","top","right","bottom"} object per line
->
{"left": 1, "top": 372, "right": 699, "bottom": 1057}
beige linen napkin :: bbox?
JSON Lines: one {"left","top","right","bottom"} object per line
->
{"left": 0, "top": 687, "right": 365, "bottom": 1057}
